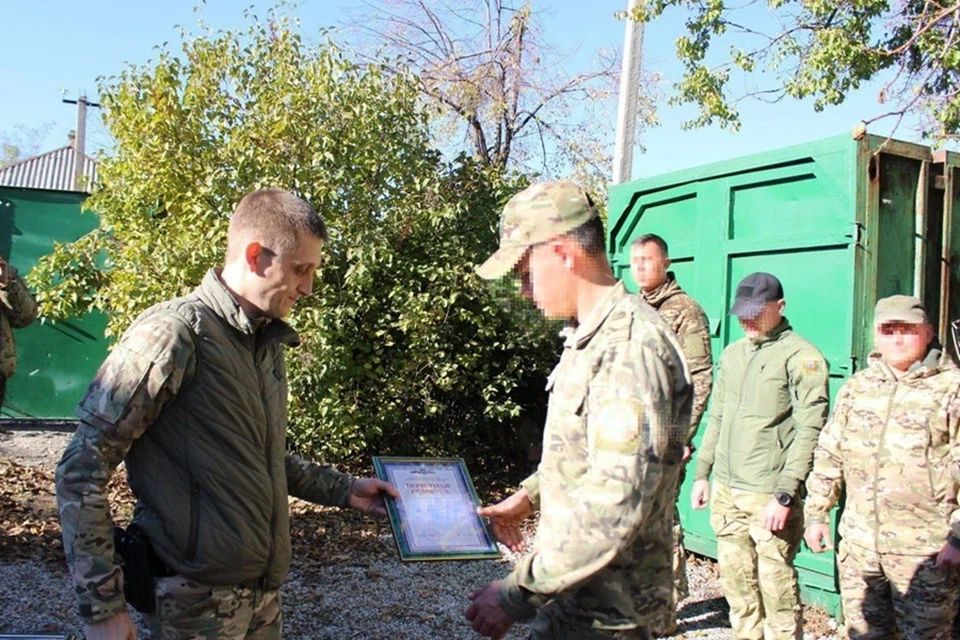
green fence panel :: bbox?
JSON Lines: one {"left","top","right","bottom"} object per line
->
{"left": 0, "top": 187, "right": 110, "bottom": 419}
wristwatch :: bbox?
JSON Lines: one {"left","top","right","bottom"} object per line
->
{"left": 774, "top": 491, "right": 794, "bottom": 507}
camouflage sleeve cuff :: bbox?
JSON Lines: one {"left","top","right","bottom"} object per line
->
{"left": 804, "top": 513, "right": 829, "bottom": 525}
{"left": 78, "top": 594, "right": 128, "bottom": 624}
{"left": 498, "top": 571, "right": 538, "bottom": 621}
{"left": 520, "top": 472, "right": 540, "bottom": 510}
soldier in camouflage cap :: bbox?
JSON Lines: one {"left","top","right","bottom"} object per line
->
{"left": 0, "top": 255, "right": 38, "bottom": 409}
{"left": 466, "top": 181, "right": 694, "bottom": 639}
{"left": 55, "top": 189, "right": 397, "bottom": 640}
{"left": 630, "top": 233, "right": 713, "bottom": 637}
{"left": 805, "top": 294, "right": 960, "bottom": 639}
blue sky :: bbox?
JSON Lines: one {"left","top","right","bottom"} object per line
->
{"left": 0, "top": 0, "right": 935, "bottom": 181}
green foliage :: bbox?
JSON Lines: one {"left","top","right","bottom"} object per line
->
{"left": 629, "top": 0, "right": 960, "bottom": 141}
{"left": 27, "top": 11, "right": 557, "bottom": 464}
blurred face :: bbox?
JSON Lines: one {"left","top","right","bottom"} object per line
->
{"left": 514, "top": 240, "right": 578, "bottom": 320}
{"left": 875, "top": 322, "right": 934, "bottom": 372}
{"left": 248, "top": 232, "right": 323, "bottom": 319}
{"left": 630, "top": 242, "right": 670, "bottom": 292}
{"left": 738, "top": 300, "right": 785, "bottom": 340}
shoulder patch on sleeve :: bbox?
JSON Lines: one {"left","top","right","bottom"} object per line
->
{"left": 683, "top": 333, "right": 708, "bottom": 359}
{"left": 593, "top": 399, "right": 645, "bottom": 455}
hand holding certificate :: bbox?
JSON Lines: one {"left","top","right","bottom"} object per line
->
{"left": 373, "top": 457, "right": 500, "bottom": 561}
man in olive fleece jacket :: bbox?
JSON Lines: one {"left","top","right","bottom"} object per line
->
{"left": 691, "top": 272, "right": 829, "bottom": 640}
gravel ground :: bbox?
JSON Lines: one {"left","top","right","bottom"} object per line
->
{"left": 0, "top": 426, "right": 840, "bottom": 639}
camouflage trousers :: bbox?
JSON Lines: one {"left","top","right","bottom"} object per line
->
{"left": 709, "top": 483, "right": 802, "bottom": 640}
{"left": 142, "top": 575, "right": 282, "bottom": 639}
{"left": 649, "top": 470, "right": 689, "bottom": 635}
{"left": 529, "top": 604, "right": 650, "bottom": 640}
{"left": 837, "top": 541, "right": 958, "bottom": 640}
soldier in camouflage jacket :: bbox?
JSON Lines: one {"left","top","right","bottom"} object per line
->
{"left": 468, "top": 182, "right": 693, "bottom": 640}
{"left": 631, "top": 233, "right": 713, "bottom": 635}
{"left": 0, "top": 256, "right": 38, "bottom": 406}
{"left": 55, "top": 190, "right": 396, "bottom": 640}
{"left": 805, "top": 295, "right": 960, "bottom": 640}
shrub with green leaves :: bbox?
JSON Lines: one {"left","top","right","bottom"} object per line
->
{"left": 29, "top": 12, "right": 558, "bottom": 465}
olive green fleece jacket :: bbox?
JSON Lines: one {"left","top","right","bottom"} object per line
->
{"left": 694, "top": 319, "right": 829, "bottom": 497}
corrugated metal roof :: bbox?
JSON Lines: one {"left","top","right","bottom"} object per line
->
{"left": 0, "top": 145, "right": 98, "bottom": 193}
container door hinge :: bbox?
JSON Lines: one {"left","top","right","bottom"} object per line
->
{"left": 847, "top": 222, "right": 865, "bottom": 248}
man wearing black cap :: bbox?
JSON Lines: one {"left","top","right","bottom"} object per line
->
{"left": 690, "top": 272, "right": 829, "bottom": 640}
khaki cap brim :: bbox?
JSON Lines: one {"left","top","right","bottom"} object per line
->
{"left": 476, "top": 244, "right": 528, "bottom": 280}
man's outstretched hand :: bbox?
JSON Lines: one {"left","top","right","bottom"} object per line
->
{"left": 347, "top": 478, "right": 399, "bottom": 516}
{"left": 477, "top": 489, "right": 533, "bottom": 553}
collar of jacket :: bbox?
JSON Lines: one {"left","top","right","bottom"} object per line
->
{"left": 565, "top": 281, "right": 627, "bottom": 349}
{"left": 748, "top": 317, "right": 792, "bottom": 350}
{"left": 640, "top": 272, "right": 682, "bottom": 308}
{"left": 868, "top": 340, "right": 945, "bottom": 380}
{"left": 197, "top": 268, "right": 300, "bottom": 348}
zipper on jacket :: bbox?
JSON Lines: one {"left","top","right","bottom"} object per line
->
{"left": 256, "top": 335, "right": 279, "bottom": 585}
{"left": 727, "top": 349, "right": 761, "bottom": 482}
{"left": 873, "top": 382, "right": 898, "bottom": 551}
{"left": 186, "top": 482, "right": 200, "bottom": 561}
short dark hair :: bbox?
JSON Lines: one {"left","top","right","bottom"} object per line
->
{"left": 631, "top": 233, "right": 668, "bottom": 256}
{"left": 226, "top": 189, "right": 328, "bottom": 261}
{"left": 564, "top": 215, "right": 606, "bottom": 256}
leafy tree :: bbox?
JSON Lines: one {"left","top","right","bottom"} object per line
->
{"left": 629, "top": 0, "right": 960, "bottom": 141}
{"left": 28, "top": 11, "right": 557, "bottom": 464}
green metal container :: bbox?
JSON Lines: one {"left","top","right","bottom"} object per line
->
{"left": 0, "top": 186, "right": 110, "bottom": 420}
{"left": 607, "top": 133, "right": 959, "bottom": 618}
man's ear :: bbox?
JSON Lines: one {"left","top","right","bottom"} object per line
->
{"left": 549, "top": 238, "right": 578, "bottom": 270}
{"left": 245, "top": 242, "right": 265, "bottom": 273}
{"left": 665, "top": 257, "right": 672, "bottom": 269}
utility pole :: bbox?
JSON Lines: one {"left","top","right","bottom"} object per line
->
{"left": 62, "top": 94, "right": 101, "bottom": 192}
{"left": 612, "top": 0, "right": 644, "bottom": 185}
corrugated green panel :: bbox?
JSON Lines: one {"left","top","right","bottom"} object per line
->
{"left": 609, "top": 134, "right": 881, "bottom": 617}
{"left": 0, "top": 187, "right": 109, "bottom": 419}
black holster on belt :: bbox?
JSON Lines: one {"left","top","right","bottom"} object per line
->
{"left": 114, "top": 523, "right": 173, "bottom": 614}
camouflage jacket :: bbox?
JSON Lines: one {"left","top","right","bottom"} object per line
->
{"left": 55, "top": 269, "right": 354, "bottom": 623}
{"left": 641, "top": 273, "right": 713, "bottom": 440}
{"left": 500, "top": 282, "right": 693, "bottom": 630}
{"left": 805, "top": 346, "right": 960, "bottom": 555}
{"left": 695, "top": 319, "right": 829, "bottom": 496}
{"left": 0, "top": 265, "right": 38, "bottom": 378}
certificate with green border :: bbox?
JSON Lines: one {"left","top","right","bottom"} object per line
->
{"left": 373, "top": 456, "right": 500, "bottom": 561}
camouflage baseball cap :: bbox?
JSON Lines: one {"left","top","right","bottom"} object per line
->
{"left": 476, "top": 181, "right": 599, "bottom": 280}
{"left": 874, "top": 295, "right": 928, "bottom": 325}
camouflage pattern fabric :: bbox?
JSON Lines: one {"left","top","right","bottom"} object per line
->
{"left": 836, "top": 540, "right": 958, "bottom": 640}
{"left": 0, "top": 264, "right": 38, "bottom": 378}
{"left": 710, "top": 482, "right": 803, "bottom": 640}
{"left": 640, "top": 273, "right": 713, "bottom": 634}
{"left": 476, "top": 181, "right": 599, "bottom": 280}
{"left": 499, "top": 281, "right": 693, "bottom": 636}
{"left": 804, "top": 347, "right": 960, "bottom": 554}
{"left": 56, "top": 269, "right": 353, "bottom": 625}
{"left": 640, "top": 273, "right": 713, "bottom": 436}
{"left": 529, "top": 604, "right": 652, "bottom": 640}
{"left": 144, "top": 576, "right": 281, "bottom": 640}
